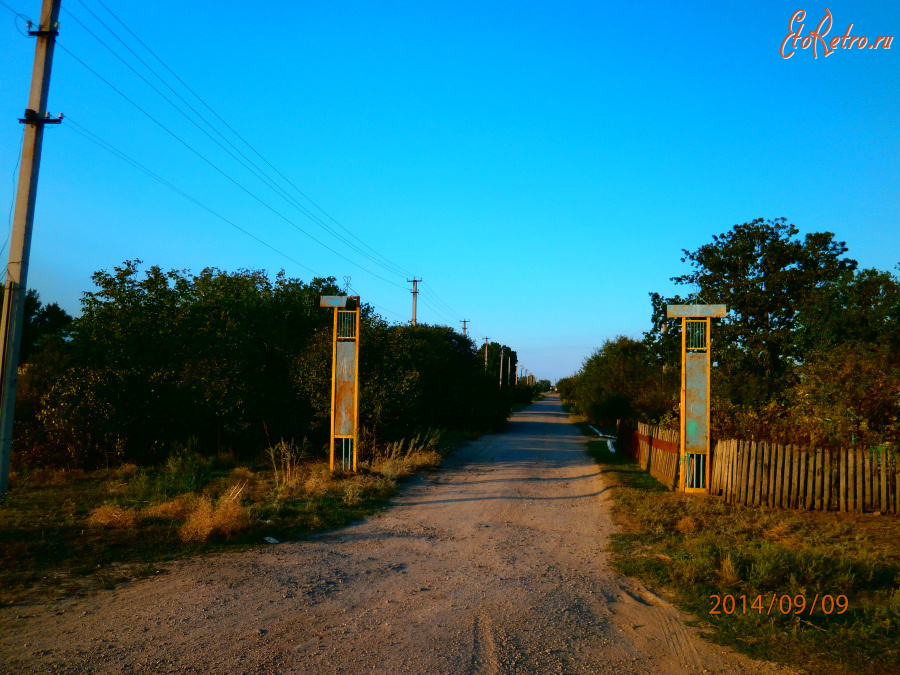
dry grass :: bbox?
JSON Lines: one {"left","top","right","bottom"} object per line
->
{"left": 89, "top": 504, "right": 140, "bottom": 529}
{"left": 114, "top": 463, "right": 139, "bottom": 479}
{"left": 717, "top": 554, "right": 741, "bottom": 587}
{"left": 266, "top": 439, "right": 311, "bottom": 491}
{"left": 178, "top": 488, "right": 250, "bottom": 543}
{"left": 143, "top": 494, "right": 195, "bottom": 521}
{"left": 2, "top": 431, "right": 452, "bottom": 603}
{"left": 675, "top": 515, "right": 697, "bottom": 533}
{"left": 304, "top": 467, "right": 338, "bottom": 497}
{"left": 30, "top": 467, "right": 73, "bottom": 486}
{"left": 372, "top": 432, "right": 442, "bottom": 479}
{"left": 584, "top": 432, "right": 900, "bottom": 675}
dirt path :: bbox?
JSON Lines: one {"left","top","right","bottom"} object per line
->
{"left": 1, "top": 395, "right": 793, "bottom": 674}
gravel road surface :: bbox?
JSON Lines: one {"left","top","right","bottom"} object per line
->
{"left": 1, "top": 394, "right": 794, "bottom": 674}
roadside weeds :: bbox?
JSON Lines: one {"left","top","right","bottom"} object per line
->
{"left": 578, "top": 422, "right": 900, "bottom": 675}
{"left": 0, "top": 430, "right": 462, "bottom": 606}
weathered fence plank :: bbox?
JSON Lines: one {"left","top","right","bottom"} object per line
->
{"left": 856, "top": 448, "right": 864, "bottom": 513}
{"left": 839, "top": 449, "right": 847, "bottom": 512}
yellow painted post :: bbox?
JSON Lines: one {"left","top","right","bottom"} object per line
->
{"left": 679, "top": 316, "right": 686, "bottom": 492}
{"left": 705, "top": 316, "right": 711, "bottom": 490}
{"left": 352, "top": 302, "right": 360, "bottom": 472}
{"left": 329, "top": 305, "right": 338, "bottom": 472}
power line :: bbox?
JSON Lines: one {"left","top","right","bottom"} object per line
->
{"left": 0, "top": 1, "right": 27, "bottom": 18}
{"left": 65, "top": 1, "right": 411, "bottom": 282}
{"left": 83, "top": 0, "right": 417, "bottom": 281}
{"left": 2, "top": 128, "right": 24, "bottom": 269}
{"left": 346, "top": 284, "right": 406, "bottom": 322}
{"left": 65, "top": 117, "right": 415, "bottom": 327}
{"left": 419, "top": 281, "right": 464, "bottom": 320}
{"left": 55, "top": 41, "right": 407, "bottom": 290}
{"left": 63, "top": 117, "right": 317, "bottom": 275}
{"left": 417, "top": 296, "right": 460, "bottom": 325}
{"left": 0, "top": 0, "right": 32, "bottom": 36}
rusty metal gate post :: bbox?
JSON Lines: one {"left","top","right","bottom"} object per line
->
{"left": 320, "top": 295, "right": 360, "bottom": 472}
{"left": 666, "top": 304, "right": 726, "bottom": 493}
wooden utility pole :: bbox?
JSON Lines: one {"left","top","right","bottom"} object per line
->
{"left": 0, "top": 0, "right": 62, "bottom": 495}
{"left": 407, "top": 278, "right": 421, "bottom": 326}
{"left": 499, "top": 348, "right": 504, "bottom": 387}
{"left": 459, "top": 319, "right": 468, "bottom": 337}
{"left": 483, "top": 337, "right": 490, "bottom": 369}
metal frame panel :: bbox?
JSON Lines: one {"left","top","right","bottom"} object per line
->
{"left": 327, "top": 298, "right": 360, "bottom": 472}
{"left": 678, "top": 313, "right": 715, "bottom": 493}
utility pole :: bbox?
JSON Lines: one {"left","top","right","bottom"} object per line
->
{"left": 499, "top": 348, "right": 504, "bottom": 388}
{"left": 0, "top": 0, "right": 62, "bottom": 495}
{"left": 459, "top": 319, "right": 468, "bottom": 337}
{"left": 483, "top": 337, "right": 490, "bottom": 369}
{"left": 407, "top": 278, "right": 421, "bottom": 326}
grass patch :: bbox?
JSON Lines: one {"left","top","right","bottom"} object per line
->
{"left": 0, "top": 430, "right": 453, "bottom": 605}
{"left": 580, "top": 425, "right": 900, "bottom": 675}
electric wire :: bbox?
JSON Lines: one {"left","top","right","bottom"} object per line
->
{"left": 416, "top": 296, "right": 460, "bottom": 326}
{"left": 65, "top": 2, "right": 410, "bottom": 281}
{"left": 3, "top": 128, "right": 23, "bottom": 266}
{"left": 85, "top": 0, "right": 417, "bottom": 281}
{"left": 345, "top": 283, "right": 406, "bottom": 322}
{"left": 61, "top": 6, "right": 403, "bottom": 277}
{"left": 63, "top": 116, "right": 317, "bottom": 275}
{"left": 67, "top": 115, "right": 416, "bottom": 328}
{"left": 0, "top": 1, "right": 26, "bottom": 19}
{"left": 419, "top": 281, "right": 465, "bottom": 320}
{"left": 55, "top": 41, "right": 407, "bottom": 290}
{"left": 0, "top": 0, "right": 31, "bottom": 36}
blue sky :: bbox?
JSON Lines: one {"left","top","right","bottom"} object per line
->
{"left": 0, "top": 1, "right": 897, "bottom": 382}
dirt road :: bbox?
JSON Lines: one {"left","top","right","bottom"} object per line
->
{"left": 1, "top": 395, "right": 792, "bottom": 674}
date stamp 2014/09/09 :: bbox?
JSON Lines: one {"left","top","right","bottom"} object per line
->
{"left": 710, "top": 594, "right": 848, "bottom": 616}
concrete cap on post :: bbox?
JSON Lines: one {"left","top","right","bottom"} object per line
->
{"left": 320, "top": 296, "right": 348, "bottom": 308}
{"left": 666, "top": 304, "right": 727, "bottom": 318}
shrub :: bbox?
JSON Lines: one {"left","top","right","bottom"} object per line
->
{"left": 89, "top": 504, "right": 140, "bottom": 529}
{"left": 178, "top": 490, "right": 250, "bottom": 542}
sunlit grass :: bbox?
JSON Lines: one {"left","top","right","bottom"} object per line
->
{"left": 581, "top": 426, "right": 900, "bottom": 675}
{"left": 0, "top": 431, "right": 454, "bottom": 604}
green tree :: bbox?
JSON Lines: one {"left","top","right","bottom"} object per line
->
{"left": 794, "top": 267, "right": 900, "bottom": 357}
{"left": 646, "top": 218, "right": 857, "bottom": 406}
{"left": 0, "top": 288, "right": 74, "bottom": 365}
{"left": 17, "top": 261, "right": 517, "bottom": 467}
{"left": 570, "top": 336, "right": 675, "bottom": 426}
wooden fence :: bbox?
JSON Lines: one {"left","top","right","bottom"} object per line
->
{"left": 633, "top": 423, "right": 680, "bottom": 491}
{"left": 711, "top": 440, "right": 900, "bottom": 514}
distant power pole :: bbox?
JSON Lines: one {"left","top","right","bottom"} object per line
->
{"left": 483, "top": 337, "right": 490, "bottom": 369}
{"left": 459, "top": 319, "right": 468, "bottom": 337}
{"left": 407, "top": 278, "right": 421, "bottom": 326}
{"left": 515, "top": 365, "right": 519, "bottom": 386}
{"left": 0, "top": 0, "right": 62, "bottom": 495}
{"left": 499, "top": 348, "right": 504, "bottom": 387}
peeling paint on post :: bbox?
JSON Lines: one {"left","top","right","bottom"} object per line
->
{"left": 321, "top": 295, "right": 360, "bottom": 472}
{"left": 666, "top": 304, "right": 726, "bottom": 493}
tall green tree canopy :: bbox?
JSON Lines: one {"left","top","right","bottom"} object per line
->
{"left": 647, "top": 217, "right": 857, "bottom": 405}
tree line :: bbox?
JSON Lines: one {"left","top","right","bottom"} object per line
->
{"left": 12, "top": 261, "right": 543, "bottom": 468}
{"left": 558, "top": 218, "right": 900, "bottom": 449}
